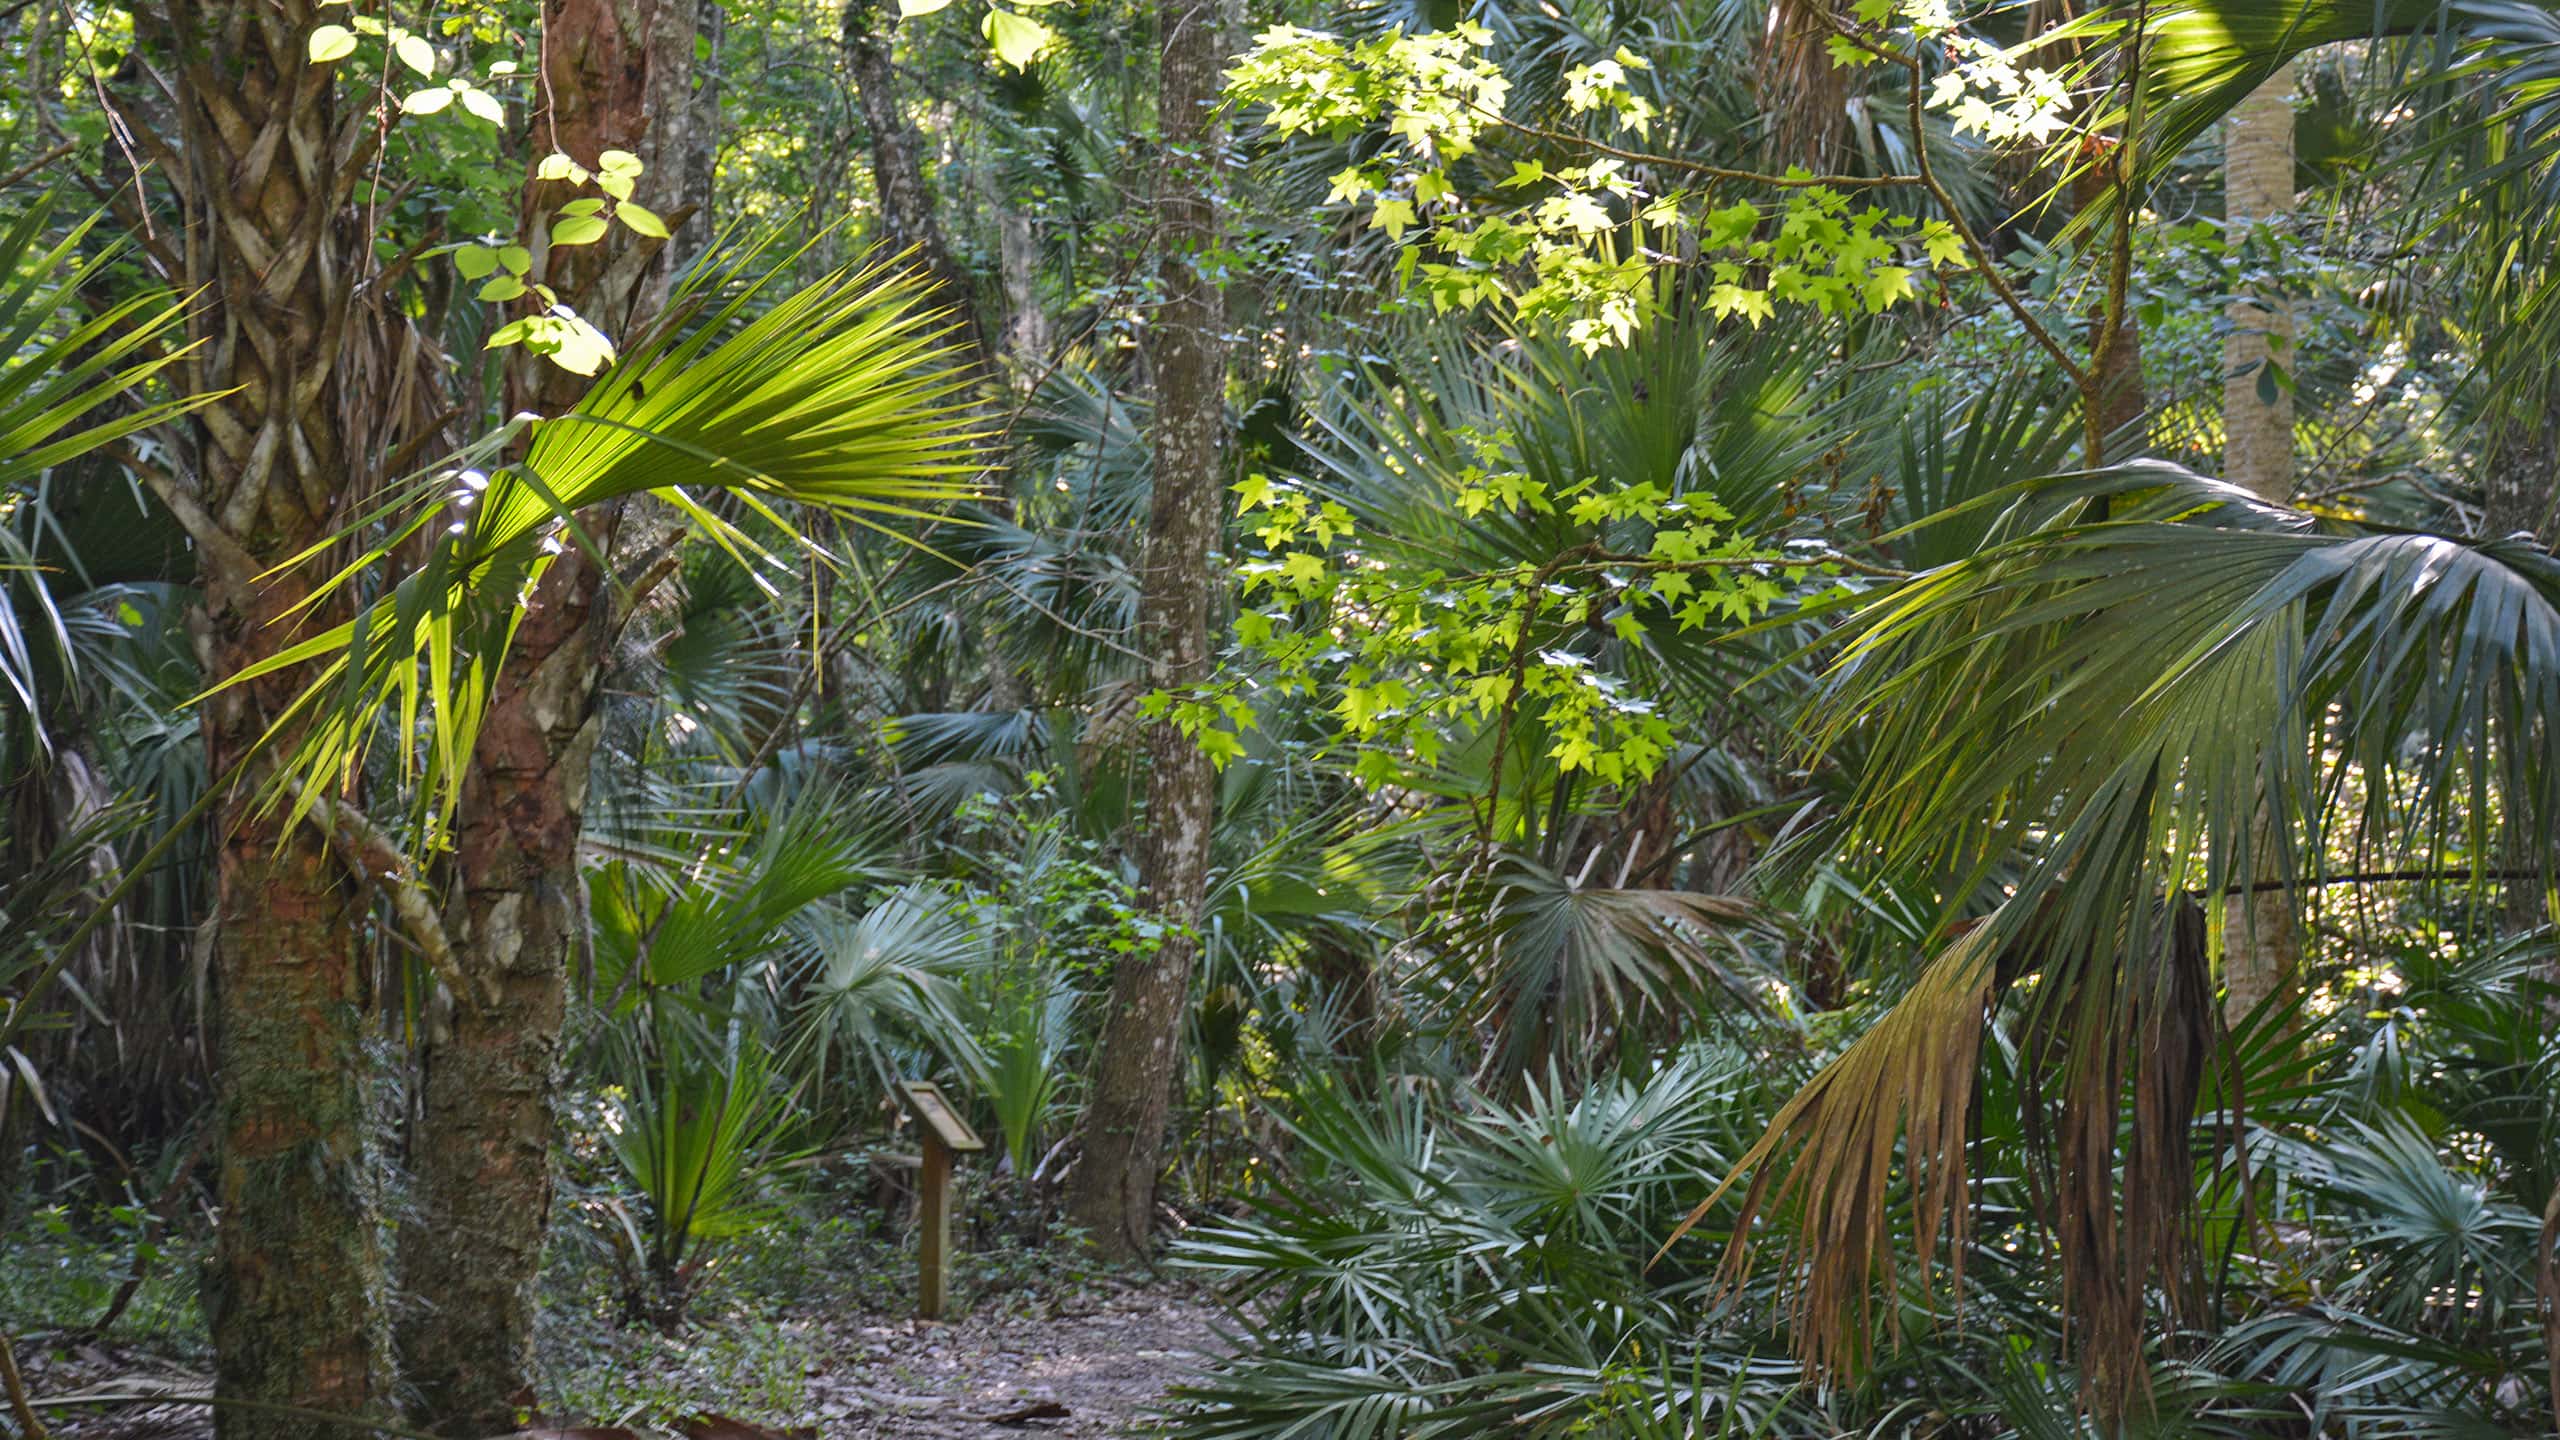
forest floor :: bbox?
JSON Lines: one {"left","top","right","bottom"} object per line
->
{"left": 788, "top": 1283, "right": 1229, "bottom": 1438}
{"left": 15, "top": 1276, "right": 1231, "bottom": 1440}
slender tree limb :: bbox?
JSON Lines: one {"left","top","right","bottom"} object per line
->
{"left": 0, "top": 142, "right": 78, "bottom": 194}
{"left": 286, "top": 782, "right": 470, "bottom": 1013}
{"left": 77, "top": 1128, "right": 214, "bottom": 1343}
{"left": 2227, "top": 867, "right": 2545, "bottom": 894}
{"left": 104, "top": 441, "right": 256, "bottom": 582}
{"left": 1838, "top": 27, "right": 2091, "bottom": 391}
{"left": 1468, "top": 103, "right": 1926, "bottom": 190}
{"left": 0, "top": 1330, "right": 48, "bottom": 1440}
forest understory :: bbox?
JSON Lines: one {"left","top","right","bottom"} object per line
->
{"left": 7, "top": 0, "right": 2560, "bottom": 1435}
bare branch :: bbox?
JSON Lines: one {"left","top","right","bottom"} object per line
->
{"left": 1836, "top": 27, "right": 2092, "bottom": 391}
{"left": 289, "top": 782, "right": 470, "bottom": 1013}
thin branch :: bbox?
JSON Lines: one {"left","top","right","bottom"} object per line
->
{"left": 1476, "top": 542, "right": 1599, "bottom": 853}
{"left": 0, "top": 141, "right": 77, "bottom": 194}
{"left": 1843, "top": 26, "right": 2091, "bottom": 390}
{"left": 2227, "top": 867, "right": 2544, "bottom": 894}
{"left": 0, "top": 1330, "right": 48, "bottom": 1440}
{"left": 288, "top": 782, "right": 470, "bottom": 1013}
{"left": 1472, "top": 103, "right": 1927, "bottom": 190}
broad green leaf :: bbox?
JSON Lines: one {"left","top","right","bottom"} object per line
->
{"left": 477, "top": 276, "right": 526, "bottom": 302}
{"left": 617, "top": 203, "right": 671, "bottom": 240}
{"left": 308, "top": 24, "right": 357, "bottom": 62}
{"left": 453, "top": 244, "right": 498, "bottom": 280}
{"left": 394, "top": 32, "right": 436, "bottom": 75}
{"left": 551, "top": 214, "right": 609, "bottom": 246}
{"left": 898, "top": 0, "right": 956, "bottom": 13}
{"left": 548, "top": 320, "right": 614, "bottom": 376}
{"left": 459, "top": 86, "right": 505, "bottom": 125}
{"left": 982, "top": 8, "right": 1055, "bottom": 69}
{"left": 400, "top": 87, "right": 455, "bottom": 115}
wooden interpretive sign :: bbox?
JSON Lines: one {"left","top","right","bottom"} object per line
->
{"left": 896, "top": 1081, "right": 983, "bottom": 1319}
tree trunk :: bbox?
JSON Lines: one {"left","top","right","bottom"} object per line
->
{"left": 843, "top": 0, "right": 990, "bottom": 368}
{"left": 397, "top": 2, "right": 690, "bottom": 1429}
{"left": 2482, "top": 392, "right": 2558, "bottom": 942}
{"left": 2077, "top": 159, "right": 2148, "bottom": 459}
{"left": 161, "top": 1, "right": 388, "bottom": 1432}
{"left": 2220, "top": 66, "right": 2302, "bottom": 1029}
{"left": 2482, "top": 389, "right": 2559, "bottom": 547}
{"left": 995, "top": 201, "right": 1050, "bottom": 376}
{"left": 683, "top": 0, "right": 726, "bottom": 257}
{"left": 200, "top": 572, "right": 387, "bottom": 1440}
{"left": 2223, "top": 67, "right": 2297, "bottom": 506}
{"left": 1066, "top": 0, "right": 1227, "bottom": 1260}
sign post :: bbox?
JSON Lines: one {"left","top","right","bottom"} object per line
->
{"left": 896, "top": 1080, "right": 984, "bottom": 1320}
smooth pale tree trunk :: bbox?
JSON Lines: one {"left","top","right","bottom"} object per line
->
{"left": 995, "top": 197, "right": 1051, "bottom": 377}
{"left": 1067, "top": 0, "right": 1227, "bottom": 1260}
{"left": 2221, "top": 65, "right": 2303, "bottom": 1028}
{"left": 397, "top": 2, "right": 691, "bottom": 1429}
{"left": 160, "top": 1, "right": 387, "bottom": 1432}
{"left": 2224, "top": 67, "right": 2298, "bottom": 507}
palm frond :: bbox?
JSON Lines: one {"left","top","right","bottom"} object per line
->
{"left": 219, "top": 256, "right": 989, "bottom": 828}
{"left": 1700, "top": 461, "right": 2560, "bottom": 1406}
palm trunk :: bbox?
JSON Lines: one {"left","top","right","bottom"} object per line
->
{"left": 201, "top": 573, "right": 388, "bottom": 1440}
{"left": 2221, "top": 66, "right": 2302, "bottom": 1027}
{"left": 1066, "top": 0, "right": 1226, "bottom": 1260}
{"left": 397, "top": 2, "right": 690, "bottom": 1428}
{"left": 161, "top": 1, "right": 389, "bottom": 1431}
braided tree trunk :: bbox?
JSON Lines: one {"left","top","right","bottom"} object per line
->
{"left": 161, "top": 1, "right": 388, "bottom": 1433}
{"left": 1067, "top": 0, "right": 1227, "bottom": 1260}
{"left": 397, "top": 2, "right": 690, "bottom": 1427}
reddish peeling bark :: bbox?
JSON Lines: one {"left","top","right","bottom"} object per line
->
{"left": 397, "top": 545, "right": 604, "bottom": 1434}
{"left": 397, "top": 1, "right": 690, "bottom": 1429}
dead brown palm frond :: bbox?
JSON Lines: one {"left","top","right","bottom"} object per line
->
{"left": 1658, "top": 920, "right": 2002, "bottom": 1375}
{"left": 2013, "top": 897, "right": 2218, "bottom": 1417}
{"left": 1680, "top": 462, "right": 2560, "bottom": 1422}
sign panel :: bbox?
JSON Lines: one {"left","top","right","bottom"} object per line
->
{"left": 897, "top": 1080, "right": 986, "bottom": 1153}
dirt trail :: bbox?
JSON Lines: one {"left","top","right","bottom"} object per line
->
{"left": 16, "top": 1284, "right": 1230, "bottom": 1440}
{"left": 810, "top": 1286, "right": 1228, "bottom": 1438}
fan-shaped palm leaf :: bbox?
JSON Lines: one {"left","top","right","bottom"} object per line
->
{"left": 219, "top": 255, "right": 988, "bottom": 827}
{"left": 1695, "top": 461, "right": 2560, "bottom": 1409}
